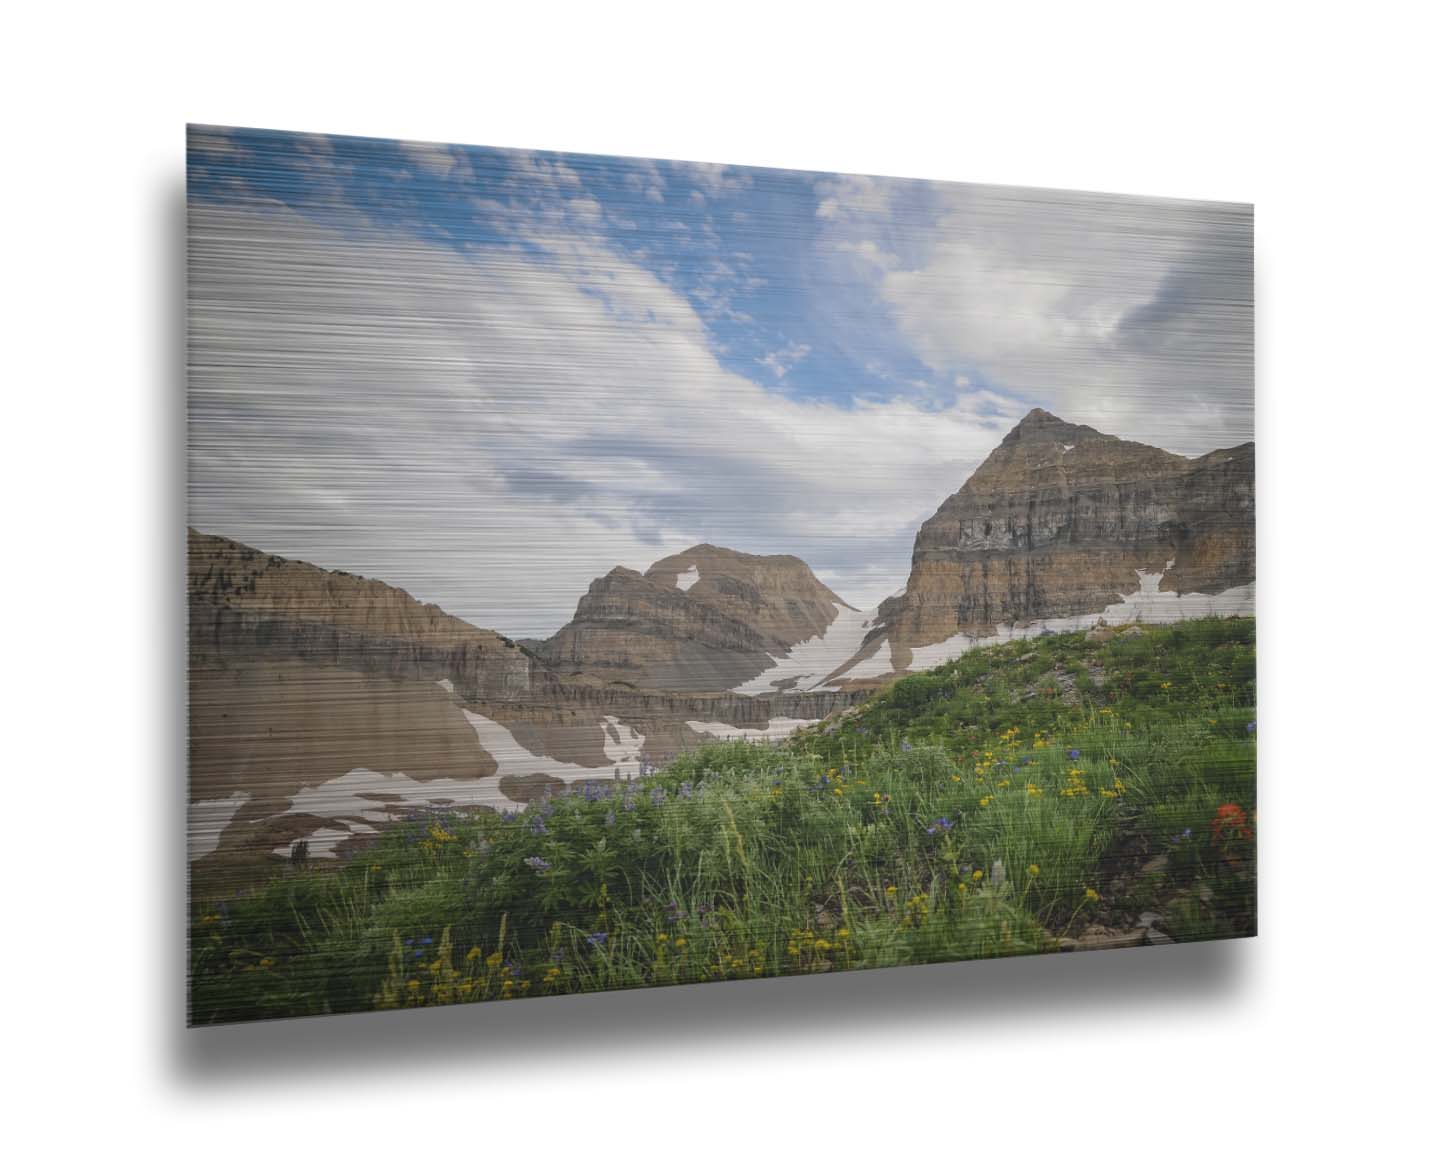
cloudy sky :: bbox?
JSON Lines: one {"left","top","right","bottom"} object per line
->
{"left": 187, "top": 126, "right": 1253, "bottom": 637}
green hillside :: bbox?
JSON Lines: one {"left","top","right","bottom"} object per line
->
{"left": 190, "top": 617, "right": 1256, "bottom": 1024}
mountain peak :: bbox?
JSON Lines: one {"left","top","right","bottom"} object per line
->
{"left": 1004, "top": 408, "right": 1091, "bottom": 443}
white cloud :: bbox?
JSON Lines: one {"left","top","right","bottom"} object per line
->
{"left": 816, "top": 178, "right": 1253, "bottom": 455}
{"left": 686, "top": 162, "right": 753, "bottom": 198}
{"left": 397, "top": 141, "right": 469, "bottom": 180}
{"left": 758, "top": 340, "right": 812, "bottom": 379}
{"left": 188, "top": 198, "right": 1020, "bottom": 635}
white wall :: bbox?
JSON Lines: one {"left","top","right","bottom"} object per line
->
{"left": 6, "top": 2, "right": 1436, "bottom": 1147}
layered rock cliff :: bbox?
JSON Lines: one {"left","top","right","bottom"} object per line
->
{"left": 189, "top": 529, "right": 536, "bottom": 701}
{"left": 188, "top": 531, "right": 866, "bottom": 873}
{"left": 875, "top": 409, "right": 1255, "bottom": 652}
{"left": 536, "top": 543, "right": 852, "bottom": 691}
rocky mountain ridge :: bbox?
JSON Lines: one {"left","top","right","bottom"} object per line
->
{"left": 873, "top": 409, "right": 1255, "bottom": 654}
{"left": 534, "top": 542, "right": 851, "bottom": 692}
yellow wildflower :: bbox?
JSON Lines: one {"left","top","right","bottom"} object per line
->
{"left": 972, "top": 869, "right": 983, "bottom": 881}
{"left": 1027, "top": 864, "right": 1040, "bottom": 878}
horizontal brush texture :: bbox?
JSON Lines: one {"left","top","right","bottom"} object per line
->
{"left": 187, "top": 126, "right": 1254, "bottom": 1025}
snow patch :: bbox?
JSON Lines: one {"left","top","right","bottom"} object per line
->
{"left": 463, "top": 710, "right": 646, "bottom": 788}
{"left": 1062, "top": 443, "right": 1074, "bottom": 453}
{"left": 1099, "top": 570, "right": 1255, "bottom": 626}
{"left": 436, "top": 678, "right": 454, "bottom": 694}
{"left": 188, "top": 791, "right": 252, "bottom": 860}
{"left": 731, "top": 605, "right": 876, "bottom": 695}
{"left": 674, "top": 564, "right": 700, "bottom": 592}
{"left": 686, "top": 717, "right": 817, "bottom": 743}
{"left": 905, "top": 562, "right": 1254, "bottom": 673}
{"left": 834, "top": 638, "right": 894, "bottom": 682}
{"left": 601, "top": 714, "right": 647, "bottom": 768}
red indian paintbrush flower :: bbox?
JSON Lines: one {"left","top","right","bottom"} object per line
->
{"left": 1210, "top": 803, "right": 1253, "bottom": 843}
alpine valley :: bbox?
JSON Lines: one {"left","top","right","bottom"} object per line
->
{"left": 188, "top": 410, "right": 1254, "bottom": 886}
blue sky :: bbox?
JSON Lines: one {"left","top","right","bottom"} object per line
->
{"left": 188, "top": 126, "right": 973, "bottom": 413}
{"left": 187, "top": 126, "right": 1253, "bottom": 635}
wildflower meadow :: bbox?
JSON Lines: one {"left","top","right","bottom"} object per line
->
{"left": 190, "top": 616, "right": 1256, "bottom": 1024}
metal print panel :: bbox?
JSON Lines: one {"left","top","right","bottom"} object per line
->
{"left": 186, "top": 125, "right": 1255, "bottom": 1025}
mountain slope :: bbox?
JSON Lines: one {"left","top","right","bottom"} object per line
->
{"left": 536, "top": 543, "right": 853, "bottom": 692}
{"left": 874, "top": 409, "right": 1255, "bottom": 659}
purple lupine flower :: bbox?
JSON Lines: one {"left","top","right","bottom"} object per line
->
{"left": 529, "top": 816, "right": 548, "bottom": 836}
{"left": 605, "top": 810, "right": 616, "bottom": 827}
{"left": 623, "top": 796, "right": 637, "bottom": 812}
{"left": 679, "top": 782, "right": 693, "bottom": 800}
{"left": 524, "top": 855, "right": 551, "bottom": 872}
{"left": 650, "top": 786, "right": 666, "bottom": 807}
{"left": 1068, "top": 748, "right": 1081, "bottom": 761}
{"left": 901, "top": 740, "right": 913, "bottom": 752}
{"left": 501, "top": 810, "right": 517, "bottom": 823}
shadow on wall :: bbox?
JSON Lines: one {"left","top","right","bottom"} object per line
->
{"left": 173, "top": 932, "right": 1248, "bottom": 1086}
{"left": 162, "top": 172, "right": 1250, "bottom": 1088}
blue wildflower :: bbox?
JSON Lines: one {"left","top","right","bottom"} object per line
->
{"left": 901, "top": 740, "right": 913, "bottom": 752}
{"left": 585, "top": 931, "right": 609, "bottom": 947}
{"left": 1246, "top": 721, "right": 1257, "bottom": 734}
{"left": 524, "top": 855, "right": 551, "bottom": 872}
{"left": 420, "top": 936, "right": 433, "bottom": 945}
{"left": 1068, "top": 748, "right": 1081, "bottom": 761}
{"left": 650, "top": 786, "right": 666, "bottom": 807}
{"left": 605, "top": 810, "right": 616, "bottom": 827}
{"left": 679, "top": 782, "right": 693, "bottom": 800}
{"left": 529, "top": 816, "right": 548, "bottom": 836}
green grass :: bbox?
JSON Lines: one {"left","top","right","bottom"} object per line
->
{"left": 189, "top": 617, "right": 1256, "bottom": 1024}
